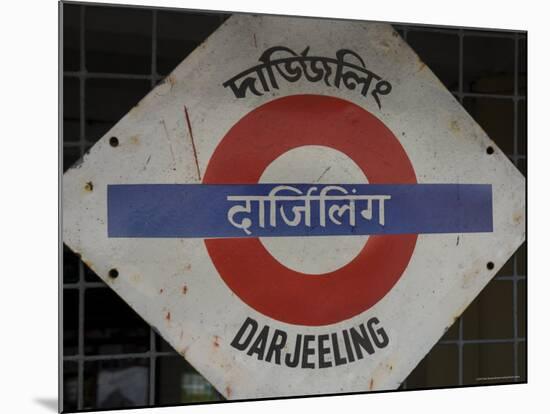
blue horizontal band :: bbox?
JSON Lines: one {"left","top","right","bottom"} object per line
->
{"left": 107, "top": 184, "right": 492, "bottom": 238}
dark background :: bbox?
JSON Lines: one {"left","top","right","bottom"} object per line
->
{"left": 62, "top": 2, "right": 527, "bottom": 412}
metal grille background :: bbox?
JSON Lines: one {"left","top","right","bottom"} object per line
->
{"left": 61, "top": 2, "right": 527, "bottom": 411}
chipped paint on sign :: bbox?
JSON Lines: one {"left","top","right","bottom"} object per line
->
{"left": 63, "top": 15, "right": 525, "bottom": 399}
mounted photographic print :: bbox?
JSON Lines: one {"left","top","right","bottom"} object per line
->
{"left": 61, "top": 1, "right": 527, "bottom": 411}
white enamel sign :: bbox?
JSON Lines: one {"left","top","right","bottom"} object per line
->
{"left": 63, "top": 14, "right": 525, "bottom": 399}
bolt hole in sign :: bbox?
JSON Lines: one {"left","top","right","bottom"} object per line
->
{"left": 63, "top": 14, "right": 525, "bottom": 400}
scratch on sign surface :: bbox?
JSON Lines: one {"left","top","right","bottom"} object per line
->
{"left": 184, "top": 106, "right": 202, "bottom": 181}
{"left": 315, "top": 166, "right": 331, "bottom": 182}
{"left": 160, "top": 119, "right": 177, "bottom": 171}
{"left": 142, "top": 155, "right": 152, "bottom": 171}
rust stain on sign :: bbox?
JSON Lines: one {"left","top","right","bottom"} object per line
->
{"left": 167, "top": 74, "right": 176, "bottom": 89}
{"left": 450, "top": 120, "right": 460, "bottom": 133}
{"left": 179, "top": 345, "right": 189, "bottom": 357}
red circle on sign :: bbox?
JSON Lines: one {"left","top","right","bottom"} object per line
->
{"left": 204, "top": 95, "right": 417, "bottom": 326}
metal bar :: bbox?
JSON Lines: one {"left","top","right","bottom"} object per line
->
{"left": 152, "top": 10, "right": 158, "bottom": 83}
{"left": 149, "top": 332, "right": 157, "bottom": 404}
{"left": 64, "top": 70, "right": 163, "bottom": 81}
{"left": 512, "top": 32, "right": 520, "bottom": 381}
{"left": 63, "top": 281, "right": 107, "bottom": 289}
{"left": 63, "top": 351, "right": 178, "bottom": 362}
{"left": 404, "top": 26, "right": 525, "bottom": 39}
{"left": 66, "top": 71, "right": 531, "bottom": 102}
{"left": 439, "top": 337, "right": 525, "bottom": 345}
{"left": 77, "top": 6, "right": 87, "bottom": 410}
{"left": 456, "top": 91, "right": 526, "bottom": 100}
{"left": 462, "top": 30, "right": 525, "bottom": 39}
{"left": 495, "top": 275, "right": 526, "bottom": 281}
{"left": 65, "top": 139, "right": 530, "bottom": 159}
{"left": 148, "top": 9, "right": 158, "bottom": 405}
{"left": 457, "top": 27, "right": 465, "bottom": 387}
{"left": 59, "top": 3, "right": 65, "bottom": 411}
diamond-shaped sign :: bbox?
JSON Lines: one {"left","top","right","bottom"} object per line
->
{"left": 63, "top": 14, "right": 525, "bottom": 399}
